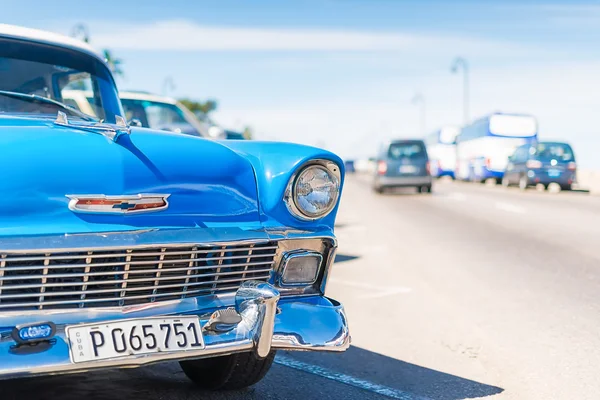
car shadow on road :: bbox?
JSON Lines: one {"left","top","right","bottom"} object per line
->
{"left": 0, "top": 346, "right": 503, "bottom": 400}
{"left": 278, "top": 346, "right": 504, "bottom": 400}
{"left": 334, "top": 253, "right": 360, "bottom": 263}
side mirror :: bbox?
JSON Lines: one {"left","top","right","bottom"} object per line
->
{"left": 129, "top": 118, "right": 143, "bottom": 127}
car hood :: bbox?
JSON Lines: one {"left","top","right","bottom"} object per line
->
{"left": 0, "top": 116, "right": 260, "bottom": 236}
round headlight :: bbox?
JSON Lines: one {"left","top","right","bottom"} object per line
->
{"left": 287, "top": 162, "right": 340, "bottom": 220}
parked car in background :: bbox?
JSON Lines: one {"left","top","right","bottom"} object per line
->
{"left": 503, "top": 141, "right": 577, "bottom": 191}
{"left": 119, "top": 91, "right": 227, "bottom": 138}
{"left": 373, "top": 139, "right": 432, "bottom": 193}
{"left": 344, "top": 160, "right": 356, "bottom": 173}
{"left": 0, "top": 24, "right": 349, "bottom": 390}
{"left": 224, "top": 129, "right": 247, "bottom": 140}
{"left": 63, "top": 89, "right": 228, "bottom": 139}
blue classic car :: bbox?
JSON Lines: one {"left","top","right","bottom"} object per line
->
{"left": 0, "top": 25, "right": 349, "bottom": 390}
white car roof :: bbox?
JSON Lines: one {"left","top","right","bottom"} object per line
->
{"left": 119, "top": 91, "right": 179, "bottom": 105}
{"left": 0, "top": 24, "right": 104, "bottom": 62}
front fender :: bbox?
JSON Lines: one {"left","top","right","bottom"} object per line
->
{"left": 221, "top": 141, "right": 345, "bottom": 232}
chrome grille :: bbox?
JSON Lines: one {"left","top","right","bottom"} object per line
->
{"left": 0, "top": 242, "right": 277, "bottom": 310}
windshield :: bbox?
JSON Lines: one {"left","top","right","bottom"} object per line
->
{"left": 121, "top": 98, "right": 205, "bottom": 136}
{"left": 533, "top": 143, "right": 575, "bottom": 162}
{"left": 388, "top": 142, "right": 426, "bottom": 159}
{"left": 0, "top": 38, "right": 122, "bottom": 123}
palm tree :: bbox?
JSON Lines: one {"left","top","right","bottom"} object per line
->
{"left": 103, "top": 49, "right": 124, "bottom": 78}
{"left": 71, "top": 24, "right": 90, "bottom": 43}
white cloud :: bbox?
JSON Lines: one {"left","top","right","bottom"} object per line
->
{"left": 91, "top": 20, "right": 416, "bottom": 51}
{"left": 84, "top": 19, "right": 529, "bottom": 56}
{"left": 513, "top": 3, "right": 600, "bottom": 27}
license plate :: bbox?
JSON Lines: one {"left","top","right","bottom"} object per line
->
{"left": 66, "top": 317, "right": 204, "bottom": 363}
{"left": 399, "top": 165, "right": 417, "bottom": 173}
{"left": 548, "top": 169, "right": 561, "bottom": 177}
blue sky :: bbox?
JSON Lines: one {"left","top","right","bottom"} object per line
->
{"left": 4, "top": 1, "right": 600, "bottom": 166}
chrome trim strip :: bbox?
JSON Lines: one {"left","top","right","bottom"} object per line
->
{"left": 119, "top": 250, "right": 132, "bottom": 306}
{"left": 0, "top": 293, "right": 237, "bottom": 326}
{"left": 151, "top": 247, "right": 166, "bottom": 302}
{"left": 182, "top": 246, "right": 197, "bottom": 296}
{"left": 0, "top": 254, "right": 5, "bottom": 299}
{"left": 0, "top": 275, "right": 274, "bottom": 301}
{"left": 320, "top": 246, "right": 338, "bottom": 295}
{"left": 0, "top": 245, "right": 278, "bottom": 262}
{"left": 0, "top": 284, "right": 247, "bottom": 310}
{"left": 0, "top": 261, "right": 274, "bottom": 284}
{"left": 242, "top": 243, "right": 255, "bottom": 282}
{"left": 80, "top": 251, "right": 92, "bottom": 307}
{"left": 211, "top": 245, "right": 226, "bottom": 292}
{"left": 0, "top": 227, "right": 334, "bottom": 252}
{"left": 38, "top": 253, "right": 50, "bottom": 310}
{"left": 0, "top": 253, "right": 276, "bottom": 274}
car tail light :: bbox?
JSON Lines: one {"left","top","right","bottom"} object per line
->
{"left": 568, "top": 162, "right": 576, "bottom": 171}
{"left": 377, "top": 161, "right": 387, "bottom": 175}
{"left": 526, "top": 160, "right": 542, "bottom": 168}
{"left": 426, "top": 161, "right": 431, "bottom": 175}
{"left": 485, "top": 158, "right": 491, "bottom": 168}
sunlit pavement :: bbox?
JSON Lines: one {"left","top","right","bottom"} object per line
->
{"left": 3, "top": 175, "right": 600, "bottom": 399}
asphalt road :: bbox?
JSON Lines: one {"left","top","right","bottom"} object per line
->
{"left": 2, "top": 175, "right": 599, "bottom": 399}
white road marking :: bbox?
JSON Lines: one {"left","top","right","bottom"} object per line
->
{"left": 275, "top": 355, "right": 432, "bottom": 400}
{"left": 495, "top": 201, "right": 526, "bottom": 214}
{"left": 359, "top": 288, "right": 413, "bottom": 299}
{"left": 446, "top": 192, "right": 467, "bottom": 202}
{"left": 328, "top": 278, "right": 412, "bottom": 299}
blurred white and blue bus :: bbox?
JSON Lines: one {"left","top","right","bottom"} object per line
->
{"left": 455, "top": 113, "right": 538, "bottom": 182}
{"left": 425, "top": 126, "right": 460, "bottom": 179}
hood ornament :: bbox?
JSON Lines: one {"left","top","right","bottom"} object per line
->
{"left": 54, "top": 111, "right": 131, "bottom": 142}
{"left": 66, "top": 194, "right": 171, "bottom": 214}
{"left": 55, "top": 111, "right": 69, "bottom": 125}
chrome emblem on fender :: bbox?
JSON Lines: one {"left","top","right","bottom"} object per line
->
{"left": 66, "top": 194, "right": 171, "bottom": 214}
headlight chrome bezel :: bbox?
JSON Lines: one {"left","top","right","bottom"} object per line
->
{"left": 278, "top": 250, "right": 324, "bottom": 287}
{"left": 284, "top": 160, "right": 341, "bottom": 221}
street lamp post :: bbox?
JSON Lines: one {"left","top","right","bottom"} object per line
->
{"left": 411, "top": 93, "right": 426, "bottom": 137}
{"left": 451, "top": 57, "right": 469, "bottom": 125}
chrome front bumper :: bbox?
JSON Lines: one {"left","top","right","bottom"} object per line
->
{"left": 0, "top": 281, "right": 350, "bottom": 380}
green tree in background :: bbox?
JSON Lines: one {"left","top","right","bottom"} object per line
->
{"left": 178, "top": 99, "right": 218, "bottom": 117}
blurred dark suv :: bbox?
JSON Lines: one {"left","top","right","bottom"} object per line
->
{"left": 373, "top": 139, "right": 432, "bottom": 193}
{"left": 503, "top": 141, "right": 577, "bottom": 190}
